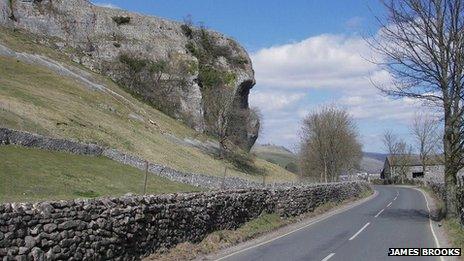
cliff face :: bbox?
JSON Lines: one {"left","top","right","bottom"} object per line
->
{"left": 0, "top": 0, "right": 259, "bottom": 150}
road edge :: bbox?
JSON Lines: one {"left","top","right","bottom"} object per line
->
{"left": 414, "top": 187, "right": 457, "bottom": 261}
{"left": 202, "top": 189, "right": 379, "bottom": 261}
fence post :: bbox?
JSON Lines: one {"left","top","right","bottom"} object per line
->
{"left": 143, "top": 160, "right": 148, "bottom": 195}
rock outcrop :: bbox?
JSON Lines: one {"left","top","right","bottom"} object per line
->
{"left": 0, "top": 0, "right": 259, "bottom": 150}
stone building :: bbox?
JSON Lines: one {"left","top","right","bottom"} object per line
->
{"left": 381, "top": 155, "right": 445, "bottom": 182}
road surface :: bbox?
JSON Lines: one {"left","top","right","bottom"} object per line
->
{"left": 216, "top": 186, "right": 439, "bottom": 261}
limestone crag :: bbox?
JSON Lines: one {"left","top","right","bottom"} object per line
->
{"left": 0, "top": 0, "right": 258, "bottom": 150}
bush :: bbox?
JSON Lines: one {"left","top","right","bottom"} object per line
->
{"left": 198, "top": 66, "right": 224, "bottom": 89}
{"left": 119, "top": 54, "right": 147, "bottom": 73}
{"left": 224, "top": 150, "right": 265, "bottom": 175}
{"left": 285, "top": 162, "right": 300, "bottom": 174}
{"left": 112, "top": 16, "right": 131, "bottom": 25}
{"left": 370, "top": 179, "right": 389, "bottom": 185}
{"left": 230, "top": 56, "right": 249, "bottom": 66}
{"left": 185, "top": 42, "right": 196, "bottom": 54}
{"left": 181, "top": 24, "right": 193, "bottom": 38}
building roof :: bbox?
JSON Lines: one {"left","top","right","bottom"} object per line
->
{"left": 386, "top": 154, "right": 444, "bottom": 167}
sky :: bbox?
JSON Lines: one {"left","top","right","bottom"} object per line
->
{"left": 93, "top": 0, "right": 425, "bottom": 153}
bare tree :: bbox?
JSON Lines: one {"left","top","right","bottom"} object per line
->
{"left": 371, "top": 0, "right": 464, "bottom": 217}
{"left": 299, "top": 106, "right": 362, "bottom": 183}
{"left": 383, "top": 130, "right": 414, "bottom": 183}
{"left": 411, "top": 113, "right": 441, "bottom": 173}
{"left": 383, "top": 130, "right": 399, "bottom": 167}
{"left": 394, "top": 140, "right": 414, "bottom": 184}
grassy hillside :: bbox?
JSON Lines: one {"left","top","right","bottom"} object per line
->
{"left": 0, "top": 27, "right": 297, "bottom": 186}
{"left": 252, "top": 144, "right": 300, "bottom": 174}
{"left": 252, "top": 144, "right": 385, "bottom": 174}
{"left": 0, "top": 146, "right": 202, "bottom": 203}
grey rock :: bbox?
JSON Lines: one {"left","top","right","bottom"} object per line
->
{"left": 58, "top": 220, "right": 80, "bottom": 230}
{"left": 24, "top": 236, "right": 36, "bottom": 248}
{"left": 14, "top": 255, "right": 27, "bottom": 261}
{"left": 18, "top": 247, "right": 28, "bottom": 255}
{"left": 43, "top": 223, "right": 57, "bottom": 233}
{"left": 31, "top": 247, "right": 44, "bottom": 261}
{"left": 0, "top": 0, "right": 259, "bottom": 150}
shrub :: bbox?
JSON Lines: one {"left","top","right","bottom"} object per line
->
{"left": 370, "top": 179, "right": 389, "bottom": 185}
{"left": 230, "top": 56, "right": 249, "bottom": 66}
{"left": 148, "top": 60, "right": 168, "bottom": 73}
{"left": 119, "top": 54, "right": 147, "bottom": 73}
{"left": 180, "top": 24, "right": 193, "bottom": 38}
{"left": 224, "top": 150, "right": 265, "bottom": 175}
{"left": 112, "top": 16, "right": 131, "bottom": 25}
{"left": 198, "top": 66, "right": 224, "bottom": 89}
{"left": 285, "top": 162, "right": 300, "bottom": 174}
{"left": 185, "top": 42, "right": 196, "bottom": 54}
{"left": 8, "top": 0, "right": 16, "bottom": 21}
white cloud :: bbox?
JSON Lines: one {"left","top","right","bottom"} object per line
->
{"left": 249, "top": 91, "right": 305, "bottom": 112}
{"left": 251, "top": 34, "right": 379, "bottom": 90}
{"left": 250, "top": 33, "right": 435, "bottom": 151}
{"left": 92, "top": 2, "right": 121, "bottom": 9}
{"left": 339, "top": 95, "right": 422, "bottom": 122}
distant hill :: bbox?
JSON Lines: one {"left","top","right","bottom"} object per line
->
{"left": 252, "top": 145, "right": 386, "bottom": 175}
{"left": 251, "top": 144, "right": 300, "bottom": 174}
{"left": 363, "top": 152, "right": 387, "bottom": 162}
{"left": 360, "top": 152, "right": 387, "bottom": 174}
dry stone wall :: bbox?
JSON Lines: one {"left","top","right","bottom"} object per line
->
{"left": 425, "top": 181, "right": 464, "bottom": 226}
{"left": 0, "top": 128, "right": 261, "bottom": 189}
{"left": 0, "top": 182, "right": 371, "bottom": 260}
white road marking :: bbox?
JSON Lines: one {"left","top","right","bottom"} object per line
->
{"left": 214, "top": 191, "right": 379, "bottom": 261}
{"left": 349, "top": 222, "right": 370, "bottom": 241}
{"left": 413, "top": 188, "right": 444, "bottom": 261}
{"left": 321, "top": 253, "right": 335, "bottom": 261}
{"left": 374, "top": 208, "right": 385, "bottom": 218}
{"left": 387, "top": 202, "right": 392, "bottom": 207}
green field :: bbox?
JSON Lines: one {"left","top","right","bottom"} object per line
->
{"left": 251, "top": 144, "right": 300, "bottom": 173}
{"left": 0, "top": 27, "right": 297, "bottom": 186}
{"left": 0, "top": 146, "right": 202, "bottom": 203}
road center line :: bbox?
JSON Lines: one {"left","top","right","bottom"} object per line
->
{"left": 387, "top": 202, "right": 392, "bottom": 207}
{"left": 213, "top": 191, "right": 379, "bottom": 261}
{"left": 374, "top": 208, "right": 385, "bottom": 218}
{"left": 349, "top": 222, "right": 370, "bottom": 241}
{"left": 321, "top": 253, "right": 335, "bottom": 261}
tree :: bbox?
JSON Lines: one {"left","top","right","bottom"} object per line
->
{"left": 383, "top": 130, "right": 413, "bottom": 183}
{"left": 383, "top": 130, "right": 399, "bottom": 168}
{"left": 299, "top": 106, "right": 362, "bottom": 182}
{"left": 371, "top": 0, "right": 464, "bottom": 217}
{"left": 394, "top": 140, "right": 414, "bottom": 184}
{"left": 410, "top": 113, "right": 441, "bottom": 173}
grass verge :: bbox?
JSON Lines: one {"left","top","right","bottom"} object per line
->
{"left": 443, "top": 218, "right": 464, "bottom": 250}
{"left": 420, "top": 185, "right": 464, "bottom": 252}
{"left": 0, "top": 146, "right": 202, "bottom": 203}
{"left": 145, "top": 189, "right": 373, "bottom": 260}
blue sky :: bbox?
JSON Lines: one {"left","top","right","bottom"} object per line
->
{"left": 94, "top": 0, "right": 420, "bottom": 153}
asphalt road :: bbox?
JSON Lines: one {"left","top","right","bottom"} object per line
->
{"left": 217, "top": 186, "right": 439, "bottom": 261}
